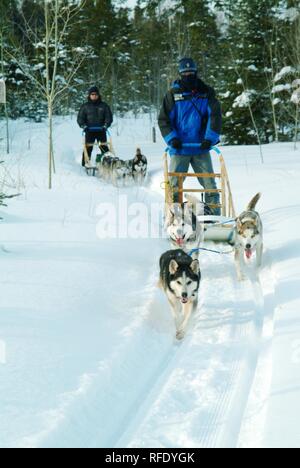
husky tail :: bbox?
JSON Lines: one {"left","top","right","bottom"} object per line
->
{"left": 247, "top": 193, "right": 262, "bottom": 211}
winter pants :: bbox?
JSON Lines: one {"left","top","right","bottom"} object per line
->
{"left": 169, "top": 153, "right": 220, "bottom": 215}
{"left": 82, "top": 130, "right": 109, "bottom": 166}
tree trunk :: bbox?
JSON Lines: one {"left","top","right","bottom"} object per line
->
{"left": 295, "top": 104, "right": 299, "bottom": 150}
{"left": 5, "top": 102, "right": 9, "bottom": 154}
{"left": 271, "top": 99, "right": 279, "bottom": 142}
{"left": 48, "top": 105, "right": 53, "bottom": 190}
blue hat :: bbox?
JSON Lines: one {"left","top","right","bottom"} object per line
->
{"left": 178, "top": 58, "right": 197, "bottom": 74}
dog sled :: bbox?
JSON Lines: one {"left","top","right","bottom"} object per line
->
{"left": 163, "top": 144, "right": 236, "bottom": 243}
{"left": 99, "top": 149, "right": 147, "bottom": 187}
{"left": 83, "top": 130, "right": 115, "bottom": 177}
{"left": 82, "top": 130, "right": 148, "bottom": 187}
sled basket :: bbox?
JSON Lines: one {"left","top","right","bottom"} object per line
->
{"left": 163, "top": 145, "right": 236, "bottom": 243}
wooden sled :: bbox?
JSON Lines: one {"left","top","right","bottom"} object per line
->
{"left": 83, "top": 134, "right": 115, "bottom": 177}
{"left": 163, "top": 145, "right": 236, "bottom": 243}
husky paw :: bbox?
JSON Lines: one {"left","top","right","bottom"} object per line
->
{"left": 238, "top": 275, "right": 246, "bottom": 282}
{"left": 176, "top": 330, "right": 185, "bottom": 341}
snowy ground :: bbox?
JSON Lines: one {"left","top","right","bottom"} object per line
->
{"left": 0, "top": 115, "right": 299, "bottom": 448}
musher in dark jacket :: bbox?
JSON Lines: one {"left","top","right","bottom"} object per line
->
{"left": 158, "top": 58, "right": 222, "bottom": 214}
{"left": 77, "top": 86, "right": 113, "bottom": 167}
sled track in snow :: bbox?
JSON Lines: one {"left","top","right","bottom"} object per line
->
{"left": 194, "top": 255, "right": 275, "bottom": 449}
{"left": 18, "top": 181, "right": 276, "bottom": 449}
{"left": 117, "top": 250, "right": 276, "bottom": 448}
{"left": 237, "top": 250, "right": 277, "bottom": 448}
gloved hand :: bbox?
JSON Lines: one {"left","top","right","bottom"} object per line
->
{"left": 200, "top": 139, "right": 212, "bottom": 151}
{"left": 82, "top": 125, "right": 89, "bottom": 133}
{"left": 170, "top": 138, "right": 182, "bottom": 150}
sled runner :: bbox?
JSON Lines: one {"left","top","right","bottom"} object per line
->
{"left": 163, "top": 145, "right": 236, "bottom": 243}
{"left": 82, "top": 127, "right": 115, "bottom": 176}
{"left": 83, "top": 142, "right": 107, "bottom": 176}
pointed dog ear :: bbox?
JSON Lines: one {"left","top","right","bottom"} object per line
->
{"left": 165, "top": 204, "right": 174, "bottom": 228}
{"left": 190, "top": 259, "right": 200, "bottom": 275}
{"left": 236, "top": 218, "right": 242, "bottom": 229}
{"left": 169, "top": 260, "right": 179, "bottom": 275}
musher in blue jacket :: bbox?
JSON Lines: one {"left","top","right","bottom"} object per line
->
{"left": 158, "top": 58, "right": 222, "bottom": 214}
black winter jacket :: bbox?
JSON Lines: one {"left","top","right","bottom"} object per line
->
{"left": 77, "top": 98, "right": 113, "bottom": 129}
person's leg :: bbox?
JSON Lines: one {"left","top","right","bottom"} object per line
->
{"left": 82, "top": 131, "right": 96, "bottom": 166}
{"left": 191, "top": 153, "right": 221, "bottom": 215}
{"left": 169, "top": 155, "right": 192, "bottom": 203}
{"left": 97, "top": 130, "right": 109, "bottom": 154}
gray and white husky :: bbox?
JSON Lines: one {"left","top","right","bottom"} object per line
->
{"left": 111, "top": 158, "right": 132, "bottom": 186}
{"left": 159, "top": 249, "right": 201, "bottom": 340}
{"left": 98, "top": 153, "right": 118, "bottom": 181}
{"left": 233, "top": 193, "right": 263, "bottom": 281}
{"left": 165, "top": 195, "right": 209, "bottom": 255}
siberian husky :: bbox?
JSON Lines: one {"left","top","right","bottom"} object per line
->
{"left": 111, "top": 159, "right": 132, "bottom": 186}
{"left": 233, "top": 193, "right": 263, "bottom": 281}
{"left": 165, "top": 195, "right": 211, "bottom": 256}
{"left": 132, "top": 149, "right": 148, "bottom": 184}
{"left": 98, "top": 153, "right": 118, "bottom": 181}
{"left": 159, "top": 249, "right": 201, "bottom": 340}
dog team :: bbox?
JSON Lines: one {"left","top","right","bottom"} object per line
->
{"left": 77, "top": 61, "right": 264, "bottom": 341}
{"left": 160, "top": 193, "right": 263, "bottom": 341}
{"left": 98, "top": 148, "right": 148, "bottom": 187}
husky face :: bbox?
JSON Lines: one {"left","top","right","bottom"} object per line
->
{"left": 236, "top": 219, "right": 261, "bottom": 259}
{"left": 159, "top": 249, "right": 201, "bottom": 340}
{"left": 133, "top": 162, "right": 147, "bottom": 173}
{"left": 167, "top": 216, "right": 195, "bottom": 248}
{"left": 166, "top": 204, "right": 197, "bottom": 248}
{"left": 102, "top": 155, "right": 116, "bottom": 169}
{"left": 169, "top": 261, "right": 200, "bottom": 304}
{"left": 133, "top": 151, "right": 147, "bottom": 180}
{"left": 102, "top": 156, "right": 111, "bottom": 167}
{"left": 114, "top": 160, "right": 126, "bottom": 173}
{"left": 234, "top": 193, "right": 264, "bottom": 282}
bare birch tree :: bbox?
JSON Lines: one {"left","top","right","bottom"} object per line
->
{"left": 0, "top": 28, "right": 10, "bottom": 154}
{"left": 6, "top": 0, "right": 88, "bottom": 189}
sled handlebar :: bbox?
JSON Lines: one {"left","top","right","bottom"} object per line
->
{"left": 85, "top": 126, "right": 106, "bottom": 132}
{"left": 166, "top": 144, "right": 221, "bottom": 155}
{"left": 82, "top": 126, "right": 111, "bottom": 137}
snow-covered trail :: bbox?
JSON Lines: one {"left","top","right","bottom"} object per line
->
{"left": 1, "top": 117, "right": 299, "bottom": 448}
{"left": 24, "top": 220, "right": 270, "bottom": 448}
{"left": 116, "top": 249, "right": 274, "bottom": 449}
{"left": 38, "top": 162, "right": 272, "bottom": 447}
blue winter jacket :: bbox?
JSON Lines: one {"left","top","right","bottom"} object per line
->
{"left": 158, "top": 79, "right": 222, "bottom": 156}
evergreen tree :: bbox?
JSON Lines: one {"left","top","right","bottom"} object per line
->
{"left": 0, "top": 0, "right": 298, "bottom": 146}
{"left": 216, "top": 0, "right": 297, "bottom": 145}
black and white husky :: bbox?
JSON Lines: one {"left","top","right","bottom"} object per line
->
{"left": 159, "top": 249, "right": 201, "bottom": 340}
{"left": 132, "top": 149, "right": 147, "bottom": 184}
{"left": 165, "top": 195, "right": 211, "bottom": 255}
{"left": 233, "top": 193, "right": 263, "bottom": 281}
